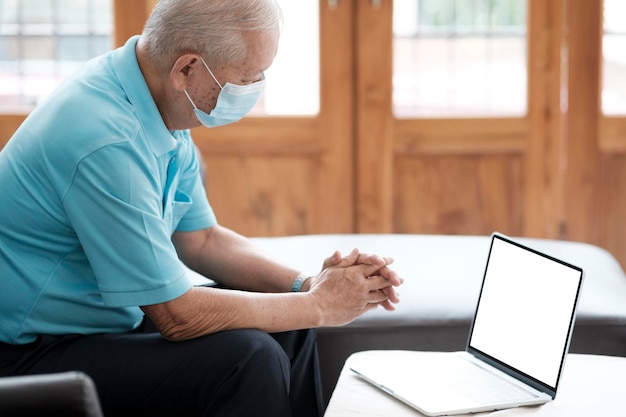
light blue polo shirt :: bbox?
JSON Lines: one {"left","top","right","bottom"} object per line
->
{"left": 0, "top": 36, "right": 217, "bottom": 344}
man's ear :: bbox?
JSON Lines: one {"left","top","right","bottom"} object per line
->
{"left": 170, "top": 54, "right": 199, "bottom": 92}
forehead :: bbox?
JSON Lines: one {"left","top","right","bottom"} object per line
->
{"left": 239, "top": 30, "right": 280, "bottom": 73}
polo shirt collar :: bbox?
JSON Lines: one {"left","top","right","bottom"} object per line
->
{"left": 113, "top": 35, "right": 178, "bottom": 157}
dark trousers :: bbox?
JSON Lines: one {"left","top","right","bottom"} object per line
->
{"left": 0, "top": 325, "right": 324, "bottom": 417}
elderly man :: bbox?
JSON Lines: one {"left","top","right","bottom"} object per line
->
{"left": 0, "top": 0, "right": 402, "bottom": 416}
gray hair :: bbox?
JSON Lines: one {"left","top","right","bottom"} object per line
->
{"left": 142, "top": 0, "right": 282, "bottom": 73}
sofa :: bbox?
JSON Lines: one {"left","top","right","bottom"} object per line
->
{"left": 3, "top": 233, "right": 625, "bottom": 412}
{"left": 243, "top": 234, "right": 626, "bottom": 404}
{"left": 0, "top": 371, "right": 103, "bottom": 417}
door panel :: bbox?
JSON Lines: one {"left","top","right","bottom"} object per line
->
{"left": 204, "top": 155, "right": 317, "bottom": 235}
{"left": 393, "top": 154, "right": 523, "bottom": 234}
{"left": 604, "top": 154, "right": 626, "bottom": 261}
{"left": 562, "top": 0, "right": 603, "bottom": 245}
{"left": 355, "top": 0, "right": 394, "bottom": 232}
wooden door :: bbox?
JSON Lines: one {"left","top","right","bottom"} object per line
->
{"left": 354, "top": 0, "right": 626, "bottom": 271}
{"left": 569, "top": 0, "right": 626, "bottom": 268}
{"left": 355, "top": 0, "right": 563, "bottom": 239}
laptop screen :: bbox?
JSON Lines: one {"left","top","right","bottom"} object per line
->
{"left": 468, "top": 234, "right": 584, "bottom": 392}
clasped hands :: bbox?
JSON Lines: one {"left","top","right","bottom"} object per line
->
{"left": 307, "top": 248, "right": 404, "bottom": 327}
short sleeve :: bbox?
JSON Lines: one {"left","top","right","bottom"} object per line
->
{"left": 63, "top": 143, "right": 192, "bottom": 307}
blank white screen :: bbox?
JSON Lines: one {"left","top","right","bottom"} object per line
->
{"left": 469, "top": 236, "right": 582, "bottom": 388}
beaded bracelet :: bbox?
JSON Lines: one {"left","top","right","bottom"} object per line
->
{"left": 291, "top": 272, "right": 313, "bottom": 292}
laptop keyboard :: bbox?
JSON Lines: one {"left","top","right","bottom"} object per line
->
{"left": 439, "top": 357, "right": 539, "bottom": 405}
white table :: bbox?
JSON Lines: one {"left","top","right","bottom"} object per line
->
{"left": 324, "top": 350, "right": 626, "bottom": 416}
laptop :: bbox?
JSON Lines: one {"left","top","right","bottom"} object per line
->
{"left": 350, "top": 232, "right": 584, "bottom": 416}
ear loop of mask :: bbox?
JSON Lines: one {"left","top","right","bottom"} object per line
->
{"left": 198, "top": 57, "right": 223, "bottom": 89}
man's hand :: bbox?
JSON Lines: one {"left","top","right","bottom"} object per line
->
{"left": 307, "top": 248, "right": 404, "bottom": 327}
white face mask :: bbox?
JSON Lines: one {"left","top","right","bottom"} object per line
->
{"left": 184, "top": 57, "right": 265, "bottom": 128}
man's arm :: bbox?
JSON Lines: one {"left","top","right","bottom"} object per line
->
{"left": 140, "top": 225, "right": 403, "bottom": 341}
{"left": 171, "top": 225, "right": 309, "bottom": 293}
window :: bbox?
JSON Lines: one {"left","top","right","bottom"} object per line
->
{"left": 393, "top": 0, "right": 527, "bottom": 117}
{"left": 0, "top": 0, "right": 318, "bottom": 116}
{"left": 0, "top": 0, "right": 113, "bottom": 111}
{"left": 602, "top": 0, "right": 626, "bottom": 116}
{"left": 251, "top": 0, "right": 319, "bottom": 116}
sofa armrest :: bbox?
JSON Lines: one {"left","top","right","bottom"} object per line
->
{"left": 0, "top": 371, "right": 104, "bottom": 417}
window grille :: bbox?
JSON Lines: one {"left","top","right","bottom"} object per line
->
{"left": 393, "top": 0, "right": 527, "bottom": 117}
{"left": 602, "top": 0, "right": 626, "bottom": 116}
{"left": 0, "top": 0, "right": 113, "bottom": 111}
